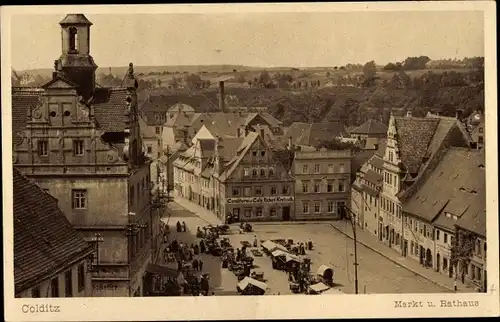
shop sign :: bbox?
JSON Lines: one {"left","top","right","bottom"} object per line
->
{"left": 226, "top": 196, "right": 294, "bottom": 204}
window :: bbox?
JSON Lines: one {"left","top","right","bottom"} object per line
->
{"left": 255, "top": 207, "right": 263, "bottom": 217}
{"left": 270, "top": 208, "right": 277, "bottom": 217}
{"left": 270, "top": 187, "right": 277, "bottom": 195}
{"left": 268, "top": 168, "right": 275, "bottom": 176}
{"left": 51, "top": 277, "right": 59, "bottom": 297}
{"left": 130, "top": 186, "right": 135, "bottom": 206}
{"left": 444, "top": 233, "right": 448, "bottom": 243}
{"left": 302, "top": 182, "right": 309, "bottom": 193}
{"left": 38, "top": 140, "right": 48, "bottom": 156}
{"left": 479, "top": 127, "right": 483, "bottom": 133}
{"left": 147, "top": 145, "right": 152, "bottom": 153}
{"left": 261, "top": 151, "right": 265, "bottom": 157}
{"left": 244, "top": 208, "right": 252, "bottom": 218}
{"left": 471, "top": 264, "right": 476, "bottom": 279}
{"left": 255, "top": 187, "right": 262, "bottom": 196}
{"left": 410, "top": 241, "right": 414, "bottom": 255}
{"left": 282, "top": 185, "right": 289, "bottom": 194}
{"left": 78, "top": 263, "right": 85, "bottom": 292}
{"left": 339, "top": 163, "right": 345, "bottom": 173}
{"left": 243, "top": 187, "right": 251, "bottom": 197}
{"left": 65, "top": 270, "right": 73, "bottom": 297}
{"left": 31, "top": 287, "right": 41, "bottom": 298}
{"left": 302, "top": 165, "right": 308, "bottom": 174}
{"left": 252, "top": 169, "right": 258, "bottom": 176}
{"left": 252, "top": 151, "right": 257, "bottom": 156}
{"left": 478, "top": 136, "right": 484, "bottom": 144}
{"left": 302, "top": 202, "right": 309, "bottom": 213}
{"left": 73, "top": 140, "right": 84, "bottom": 156}
{"left": 314, "top": 202, "right": 321, "bottom": 213}
{"left": 443, "top": 258, "right": 448, "bottom": 270}
{"left": 338, "top": 180, "right": 345, "bottom": 192}
{"left": 327, "top": 181, "right": 333, "bottom": 192}
{"left": 72, "top": 189, "right": 87, "bottom": 209}
{"left": 314, "top": 164, "right": 320, "bottom": 173}
{"left": 436, "top": 230, "right": 440, "bottom": 241}
{"left": 243, "top": 168, "right": 250, "bottom": 177}
{"left": 328, "top": 164, "right": 334, "bottom": 173}
{"left": 155, "top": 127, "right": 161, "bottom": 135}
{"left": 314, "top": 181, "right": 320, "bottom": 193}
{"left": 260, "top": 169, "right": 266, "bottom": 176}
{"left": 328, "top": 201, "right": 335, "bottom": 213}
{"left": 232, "top": 187, "right": 240, "bottom": 196}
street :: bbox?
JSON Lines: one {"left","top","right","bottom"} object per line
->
{"left": 162, "top": 200, "right": 450, "bottom": 295}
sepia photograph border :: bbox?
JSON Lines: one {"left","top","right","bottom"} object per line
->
{"left": 2, "top": 2, "right": 499, "bottom": 321}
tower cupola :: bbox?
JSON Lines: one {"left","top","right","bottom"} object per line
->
{"left": 55, "top": 14, "right": 98, "bottom": 101}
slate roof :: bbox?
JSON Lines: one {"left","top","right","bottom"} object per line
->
{"left": 402, "top": 148, "right": 485, "bottom": 232}
{"left": 11, "top": 88, "right": 44, "bottom": 147}
{"left": 394, "top": 117, "right": 440, "bottom": 174}
{"left": 350, "top": 119, "right": 388, "bottom": 135}
{"left": 370, "top": 155, "right": 384, "bottom": 169}
{"left": 165, "top": 112, "right": 199, "bottom": 128}
{"left": 168, "top": 103, "right": 196, "bottom": 114}
{"left": 93, "top": 88, "right": 131, "bottom": 132}
{"left": 374, "top": 139, "right": 387, "bottom": 158}
{"left": 218, "top": 133, "right": 260, "bottom": 182}
{"left": 59, "top": 14, "right": 92, "bottom": 25}
{"left": 138, "top": 116, "right": 156, "bottom": 138}
{"left": 364, "top": 169, "right": 383, "bottom": 186}
{"left": 285, "top": 122, "right": 348, "bottom": 146}
{"left": 14, "top": 169, "right": 93, "bottom": 294}
{"left": 198, "top": 139, "right": 216, "bottom": 158}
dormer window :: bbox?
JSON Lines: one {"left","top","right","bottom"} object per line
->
{"left": 69, "top": 27, "right": 78, "bottom": 53}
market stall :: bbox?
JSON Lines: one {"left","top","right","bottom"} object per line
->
{"left": 317, "top": 265, "right": 334, "bottom": 286}
{"left": 237, "top": 277, "right": 268, "bottom": 295}
{"left": 308, "top": 282, "right": 331, "bottom": 295}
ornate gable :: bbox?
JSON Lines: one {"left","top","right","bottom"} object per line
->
{"left": 42, "top": 76, "right": 78, "bottom": 90}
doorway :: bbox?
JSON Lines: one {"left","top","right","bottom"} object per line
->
{"left": 378, "top": 223, "right": 383, "bottom": 241}
{"left": 282, "top": 206, "right": 291, "bottom": 221}
{"left": 233, "top": 208, "right": 240, "bottom": 222}
{"left": 403, "top": 239, "right": 408, "bottom": 257}
{"left": 436, "top": 253, "right": 441, "bottom": 272}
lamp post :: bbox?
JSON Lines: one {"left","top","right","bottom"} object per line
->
{"left": 340, "top": 204, "right": 359, "bottom": 295}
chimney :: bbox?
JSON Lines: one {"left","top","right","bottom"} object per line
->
{"left": 406, "top": 111, "right": 412, "bottom": 118}
{"left": 219, "top": 81, "right": 225, "bottom": 112}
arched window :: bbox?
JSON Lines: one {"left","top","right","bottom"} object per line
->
{"left": 69, "top": 27, "right": 78, "bottom": 53}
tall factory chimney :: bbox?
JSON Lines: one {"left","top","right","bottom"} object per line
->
{"left": 219, "top": 81, "right": 225, "bottom": 112}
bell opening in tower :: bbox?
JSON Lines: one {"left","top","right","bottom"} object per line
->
{"left": 69, "top": 27, "right": 79, "bottom": 54}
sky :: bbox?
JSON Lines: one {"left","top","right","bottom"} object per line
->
{"left": 10, "top": 11, "right": 484, "bottom": 71}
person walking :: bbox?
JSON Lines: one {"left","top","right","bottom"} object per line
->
{"left": 454, "top": 280, "right": 458, "bottom": 292}
{"left": 199, "top": 259, "right": 204, "bottom": 272}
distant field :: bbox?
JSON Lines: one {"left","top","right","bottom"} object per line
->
{"left": 18, "top": 65, "right": 476, "bottom": 90}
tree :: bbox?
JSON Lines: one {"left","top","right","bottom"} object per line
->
{"left": 450, "top": 230, "right": 475, "bottom": 284}
{"left": 236, "top": 74, "right": 246, "bottom": 83}
{"left": 186, "top": 73, "right": 202, "bottom": 89}
{"left": 258, "top": 71, "right": 271, "bottom": 86}
{"left": 363, "top": 61, "right": 377, "bottom": 80}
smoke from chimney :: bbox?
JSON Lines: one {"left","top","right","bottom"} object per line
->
{"left": 219, "top": 81, "right": 225, "bottom": 112}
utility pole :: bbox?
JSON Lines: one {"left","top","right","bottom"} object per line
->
{"left": 341, "top": 205, "right": 359, "bottom": 295}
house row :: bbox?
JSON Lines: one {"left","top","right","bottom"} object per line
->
{"left": 172, "top": 125, "right": 353, "bottom": 222}
{"left": 351, "top": 112, "right": 487, "bottom": 291}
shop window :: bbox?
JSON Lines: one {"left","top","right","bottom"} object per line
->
{"left": 255, "top": 207, "right": 263, "bottom": 217}
{"left": 244, "top": 208, "right": 252, "bottom": 218}
{"left": 232, "top": 187, "right": 240, "bottom": 196}
{"left": 302, "top": 202, "right": 309, "bottom": 213}
{"left": 270, "top": 208, "right": 277, "bottom": 217}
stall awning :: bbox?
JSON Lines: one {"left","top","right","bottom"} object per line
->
{"left": 285, "top": 254, "right": 300, "bottom": 263}
{"left": 237, "top": 277, "right": 267, "bottom": 291}
{"left": 146, "top": 263, "right": 178, "bottom": 278}
{"left": 271, "top": 250, "right": 288, "bottom": 258}
{"left": 317, "top": 264, "right": 334, "bottom": 277}
{"left": 310, "top": 282, "right": 330, "bottom": 293}
{"left": 322, "top": 288, "right": 344, "bottom": 295}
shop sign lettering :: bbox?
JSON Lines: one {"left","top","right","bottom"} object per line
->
{"left": 226, "top": 196, "right": 294, "bottom": 204}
